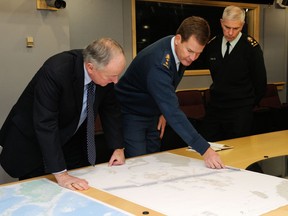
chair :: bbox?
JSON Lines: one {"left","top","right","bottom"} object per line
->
{"left": 161, "top": 90, "right": 206, "bottom": 152}
{"left": 94, "top": 115, "right": 103, "bottom": 135}
{"left": 202, "top": 89, "right": 210, "bottom": 108}
{"left": 253, "top": 84, "right": 288, "bottom": 134}
{"left": 258, "top": 84, "right": 282, "bottom": 109}
{"left": 176, "top": 89, "right": 205, "bottom": 120}
{"left": 94, "top": 116, "right": 114, "bottom": 164}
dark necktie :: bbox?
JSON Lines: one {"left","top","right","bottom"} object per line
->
{"left": 224, "top": 42, "right": 230, "bottom": 58}
{"left": 87, "top": 82, "right": 96, "bottom": 165}
{"left": 178, "top": 63, "right": 186, "bottom": 74}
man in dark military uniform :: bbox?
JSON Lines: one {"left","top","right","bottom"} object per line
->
{"left": 199, "top": 6, "right": 267, "bottom": 142}
{"left": 115, "top": 16, "right": 224, "bottom": 169}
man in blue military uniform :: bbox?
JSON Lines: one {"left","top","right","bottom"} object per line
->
{"left": 115, "top": 16, "right": 224, "bottom": 169}
{"left": 199, "top": 6, "right": 267, "bottom": 142}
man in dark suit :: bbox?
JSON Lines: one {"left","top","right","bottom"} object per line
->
{"left": 198, "top": 6, "right": 267, "bottom": 142}
{"left": 0, "top": 38, "right": 126, "bottom": 190}
{"left": 115, "top": 16, "right": 224, "bottom": 169}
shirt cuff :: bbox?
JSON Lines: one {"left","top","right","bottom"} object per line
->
{"left": 52, "top": 169, "right": 67, "bottom": 175}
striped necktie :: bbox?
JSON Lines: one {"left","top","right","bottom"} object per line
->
{"left": 86, "top": 82, "right": 96, "bottom": 165}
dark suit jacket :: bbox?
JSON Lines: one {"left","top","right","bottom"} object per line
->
{"left": 0, "top": 50, "right": 123, "bottom": 178}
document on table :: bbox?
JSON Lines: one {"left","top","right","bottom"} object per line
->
{"left": 187, "top": 142, "right": 233, "bottom": 152}
{"left": 69, "top": 152, "right": 288, "bottom": 216}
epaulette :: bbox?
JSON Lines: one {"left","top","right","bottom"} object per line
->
{"left": 162, "top": 52, "right": 171, "bottom": 69}
{"left": 208, "top": 36, "right": 216, "bottom": 44}
{"left": 247, "top": 36, "right": 258, "bottom": 47}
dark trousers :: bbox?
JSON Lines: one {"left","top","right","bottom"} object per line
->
{"left": 122, "top": 114, "right": 161, "bottom": 158}
{"left": 200, "top": 105, "right": 254, "bottom": 142}
{"left": 19, "top": 123, "right": 89, "bottom": 180}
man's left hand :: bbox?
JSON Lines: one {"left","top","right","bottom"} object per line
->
{"left": 108, "top": 148, "right": 125, "bottom": 166}
{"left": 157, "top": 115, "right": 166, "bottom": 139}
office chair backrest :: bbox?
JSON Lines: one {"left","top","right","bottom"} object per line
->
{"left": 176, "top": 90, "right": 205, "bottom": 120}
{"left": 259, "top": 84, "right": 282, "bottom": 109}
{"left": 95, "top": 115, "right": 103, "bottom": 134}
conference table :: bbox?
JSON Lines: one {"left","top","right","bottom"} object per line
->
{"left": 1, "top": 130, "right": 288, "bottom": 215}
{"left": 171, "top": 129, "right": 288, "bottom": 170}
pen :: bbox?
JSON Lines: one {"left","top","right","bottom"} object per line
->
{"left": 225, "top": 166, "right": 241, "bottom": 171}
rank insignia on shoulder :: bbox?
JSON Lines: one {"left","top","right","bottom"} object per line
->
{"left": 162, "top": 53, "right": 171, "bottom": 69}
{"left": 247, "top": 36, "right": 258, "bottom": 47}
{"left": 208, "top": 36, "right": 216, "bottom": 44}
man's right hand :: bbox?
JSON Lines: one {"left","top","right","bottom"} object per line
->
{"left": 54, "top": 171, "right": 89, "bottom": 191}
{"left": 203, "top": 147, "right": 225, "bottom": 169}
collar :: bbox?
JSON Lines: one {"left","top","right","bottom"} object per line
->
{"left": 222, "top": 32, "right": 242, "bottom": 49}
{"left": 83, "top": 63, "right": 92, "bottom": 86}
{"left": 171, "top": 36, "right": 180, "bottom": 68}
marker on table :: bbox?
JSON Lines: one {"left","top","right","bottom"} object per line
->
{"left": 225, "top": 166, "right": 241, "bottom": 171}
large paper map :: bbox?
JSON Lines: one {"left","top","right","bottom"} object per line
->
{"left": 0, "top": 178, "right": 131, "bottom": 216}
{"left": 70, "top": 152, "right": 288, "bottom": 216}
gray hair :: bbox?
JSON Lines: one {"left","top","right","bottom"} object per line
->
{"left": 222, "top": 5, "right": 245, "bottom": 23}
{"left": 83, "top": 38, "right": 124, "bottom": 69}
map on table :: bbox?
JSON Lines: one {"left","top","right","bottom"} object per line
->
{"left": 0, "top": 178, "right": 131, "bottom": 216}
{"left": 70, "top": 152, "right": 288, "bottom": 216}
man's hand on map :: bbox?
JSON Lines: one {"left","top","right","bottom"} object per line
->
{"left": 203, "top": 147, "right": 225, "bottom": 169}
{"left": 54, "top": 171, "right": 89, "bottom": 191}
{"left": 108, "top": 148, "right": 125, "bottom": 166}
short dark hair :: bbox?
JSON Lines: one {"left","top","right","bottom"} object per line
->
{"left": 176, "top": 16, "right": 210, "bottom": 46}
